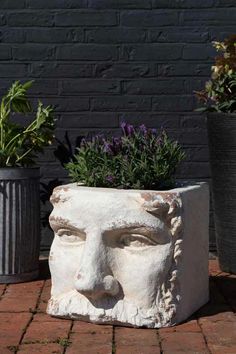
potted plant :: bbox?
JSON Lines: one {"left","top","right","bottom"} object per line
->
{"left": 196, "top": 35, "right": 236, "bottom": 273}
{"left": 47, "top": 123, "right": 209, "bottom": 328}
{"left": 0, "top": 81, "right": 54, "bottom": 283}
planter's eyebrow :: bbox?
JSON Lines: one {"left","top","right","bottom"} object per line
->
{"left": 106, "top": 222, "right": 160, "bottom": 232}
{"left": 104, "top": 224, "right": 169, "bottom": 243}
{"left": 49, "top": 217, "right": 79, "bottom": 232}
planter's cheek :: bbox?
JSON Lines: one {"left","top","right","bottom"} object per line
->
{"left": 49, "top": 237, "right": 84, "bottom": 297}
{"left": 110, "top": 243, "right": 173, "bottom": 308}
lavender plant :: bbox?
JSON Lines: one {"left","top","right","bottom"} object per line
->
{"left": 66, "top": 123, "right": 185, "bottom": 190}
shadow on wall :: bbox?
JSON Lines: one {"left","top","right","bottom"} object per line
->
{"left": 40, "top": 131, "right": 83, "bottom": 229}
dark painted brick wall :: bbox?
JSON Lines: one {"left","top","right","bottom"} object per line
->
{"left": 0, "top": 0, "right": 235, "bottom": 250}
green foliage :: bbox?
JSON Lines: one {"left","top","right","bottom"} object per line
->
{"left": 65, "top": 123, "right": 185, "bottom": 190}
{"left": 196, "top": 35, "right": 236, "bottom": 113}
{"left": 56, "top": 337, "right": 71, "bottom": 347}
{"left": 0, "top": 81, "right": 55, "bottom": 167}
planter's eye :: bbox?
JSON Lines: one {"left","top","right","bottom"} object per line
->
{"left": 57, "top": 229, "right": 85, "bottom": 245}
{"left": 119, "top": 234, "right": 157, "bottom": 249}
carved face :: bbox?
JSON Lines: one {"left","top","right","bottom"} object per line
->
{"left": 48, "top": 185, "right": 182, "bottom": 327}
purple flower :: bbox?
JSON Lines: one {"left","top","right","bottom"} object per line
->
{"left": 106, "top": 175, "right": 114, "bottom": 183}
{"left": 103, "top": 141, "right": 113, "bottom": 155}
{"left": 121, "top": 122, "right": 134, "bottom": 136}
{"left": 91, "top": 134, "right": 103, "bottom": 143}
{"left": 151, "top": 128, "right": 157, "bottom": 135}
{"left": 139, "top": 124, "right": 147, "bottom": 134}
{"left": 113, "top": 137, "right": 121, "bottom": 145}
{"left": 156, "top": 132, "right": 164, "bottom": 145}
{"left": 112, "top": 137, "right": 122, "bottom": 153}
{"left": 80, "top": 138, "right": 87, "bottom": 147}
{"left": 102, "top": 137, "right": 123, "bottom": 155}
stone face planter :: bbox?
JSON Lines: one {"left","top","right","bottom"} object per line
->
{"left": 207, "top": 112, "right": 236, "bottom": 274}
{"left": 0, "top": 168, "right": 40, "bottom": 283}
{"left": 47, "top": 182, "right": 209, "bottom": 328}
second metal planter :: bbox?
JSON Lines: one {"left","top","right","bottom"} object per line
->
{"left": 207, "top": 112, "right": 236, "bottom": 273}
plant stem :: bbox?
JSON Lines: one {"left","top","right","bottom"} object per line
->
{"left": 16, "top": 147, "right": 34, "bottom": 164}
{"left": 4, "top": 128, "right": 34, "bottom": 152}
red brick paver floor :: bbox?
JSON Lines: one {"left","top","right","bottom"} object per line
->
{"left": 0, "top": 259, "right": 235, "bottom": 354}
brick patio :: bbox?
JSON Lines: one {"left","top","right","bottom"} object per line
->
{"left": 0, "top": 259, "right": 235, "bottom": 354}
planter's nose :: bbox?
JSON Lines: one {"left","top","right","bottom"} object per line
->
{"left": 74, "top": 235, "right": 119, "bottom": 299}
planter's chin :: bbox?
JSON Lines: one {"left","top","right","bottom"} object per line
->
{"left": 0, "top": 167, "right": 40, "bottom": 283}
{"left": 207, "top": 112, "right": 236, "bottom": 273}
{"left": 47, "top": 181, "right": 209, "bottom": 328}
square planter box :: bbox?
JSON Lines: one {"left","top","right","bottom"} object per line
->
{"left": 47, "top": 182, "right": 209, "bottom": 328}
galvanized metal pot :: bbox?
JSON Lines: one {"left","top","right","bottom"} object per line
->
{"left": 0, "top": 168, "right": 40, "bottom": 283}
{"left": 207, "top": 112, "right": 236, "bottom": 273}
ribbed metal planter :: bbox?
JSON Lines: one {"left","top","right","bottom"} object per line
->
{"left": 0, "top": 168, "right": 40, "bottom": 283}
{"left": 207, "top": 112, "right": 236, "bottom": 273}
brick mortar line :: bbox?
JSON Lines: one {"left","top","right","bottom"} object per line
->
{"left": 16, "top": 279, "right": 46, "bottom": 353}
{"left": 112, "top": 325, "right": 115, "bottom": 354}
{"left": 196, "top": 318, "right": 212, "bottom": 354}
{"left": 13, "top": 313, "right": 34, "bottom": 353}
{"left": 64, "top": 319, "right": 74, "bottom": 354}
{"left": 0, "top": 59, "right": 214, "bottom": 63}
{"left": 0, "top": 284, "right": 8, "bottom": 300}
{"left": 156, "top": 329, "right": 163, "bottom": 354}
{"left": 3, "top": 9, "right": 235, "bottom": 16}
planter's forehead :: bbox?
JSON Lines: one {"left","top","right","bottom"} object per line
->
{"left": 50, "top": 184, "right": 175, "bottom": 231}
{"left": 51, "top": 182, "right": 202, "bottom": 206}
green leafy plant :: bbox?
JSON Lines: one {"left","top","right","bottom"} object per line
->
{"left": 66, "top": 123, "right": 185, "bottom": 190}
{"left": 0, "top": 80, "right": 55, "bottom": 167}
{"left": 196, "top": 35, "right": 236, "bottom": 113}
